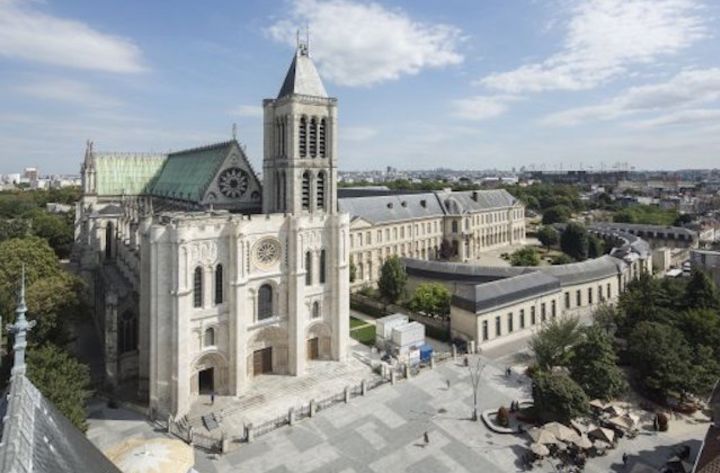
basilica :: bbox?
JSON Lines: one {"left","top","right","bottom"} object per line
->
{"left": 75, "top": 43, "right": 349, "bottom": 418}
{"left": 74, "top": 43, "right": 528, "bottom": 419}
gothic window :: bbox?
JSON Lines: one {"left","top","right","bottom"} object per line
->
{"left": 204, "top": 327, "right": 215, "bottom": 347}
{"left": 316, "top": 171, "right": 325, "bottom": 210}
{"left": 305, "top": 251, "right": 313, "bottom": 285}
{"left": 451, "top": 221, "right": 458, "bottom": 233}
{"left": 281, "top": 116, "right": 286, "bottom": 156}
{"left": 319, "top": 249, "right": 326, "bottom": 284}
{"left": 193, "top": 267, "right": 203, "bottom": 308}
{"left": 215, "top": 264, "right": 223, "bottom": 304}
{"left": 118, "top": 310, "right": 137, "bottom": 354}
{"left": 309, "top": 117, "right": 318, "bottom": 157}
{"left": 302, "top": 171, "right": 310, "bottom": 210}
{"left": 319, "top": 118, "right": 327, "bottom": 157}
{"left": 217, "top": 167, "right": 249, "bottom": 198}
{"left": 299, "top": 116, "right": 308, "bottom": 158}
{"left": 275, "top": 171, "right": 281, "bottom": 210}
{"left": 258, "top": 284, "right": 273, "bottom": 320}
{"left": 312, "top": 301, "right": 320, "bottom": 318}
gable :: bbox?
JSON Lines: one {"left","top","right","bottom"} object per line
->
{"left": 349, "top": 217, "right": 373, "bottom": 229}
{"left": 202, "top": 144, "right": 263, "bottom": 211}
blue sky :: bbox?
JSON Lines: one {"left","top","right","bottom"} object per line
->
{"left": 1, "top": 0, "right": 719, "bottom": 174}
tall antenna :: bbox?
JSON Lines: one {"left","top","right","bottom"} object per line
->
{"left": 232, "top": 123, "right": 237, "bottom": 140}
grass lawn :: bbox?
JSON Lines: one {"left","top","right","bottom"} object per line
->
{"left": 350, "top": 324, "right": 376, "bottom": 346}
{"left": 350, "top": 316, "right": 367, "bottom": 329}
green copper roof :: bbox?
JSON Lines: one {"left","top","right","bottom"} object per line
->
{"left": 95, "top": 153, "right": 167, "bottom": 196}
{"left": 150, "top": 141, "right": 235, "bottom": 202}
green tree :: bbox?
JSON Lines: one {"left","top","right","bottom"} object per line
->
{"left": 529, "top": 316, "right": 582, "bottom": 369}
{"left": 627, "top": 321, "right": 695, "bottom": 399}
{"left": 509, "top": 247, "right": 540, "bottom": 266}
{"left": 569, "top": 326, "right": 627, "bottom": 400}
{"left": 587, "top": 235, "right": 605, "bottom": 258}
{"left": 560, "top": 223, "right": 589, "bottom": 261}
{"left": 377, "top": 256, "right": 407, "bottom": 304}
{"left": 684, "top": 269, "right": 720, "bottom": 311}
{"left": 537, "top": 226, "right": 559, "bottom": 251}
{"left": 532, "top": 371, "right": 589, "bottom": 423}
{"left": 26, "top": 209, "right": 75, "bottom": 258}
{"left": 618, "top": 274, "right": 676, "bottom": 331}
{"left": 26, "top": 345, "right": 92, "bottom": 432}
{"left": 541, "top": 205, "right": 571, "bottom": 225}
{"left": 0, "top": 237, "right": 61, "bottom": 313}
{"left": 26, "top": 272, "right": 86, "bottom": 346}
{"left": 592, "top": 303, "right": 618, "bottom": 335}
{"left": 409, "top": 283, "right": 451, "bottom": 318}
{"left": 551, "top": 253, "right": 574, "bottom": 265}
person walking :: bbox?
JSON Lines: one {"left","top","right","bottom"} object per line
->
{"left": 423, "top": 431, "right": 430, "bottom": 445}
{"left": 446, "top": 379, "right": 451, "bottom": 390}
{"left": 622, "top": 452, "right": 628, "bottom": 466}
{"left": 210, "top": 391, "right": 215, "bottom": 406}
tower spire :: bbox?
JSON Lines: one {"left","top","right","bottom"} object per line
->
{"left": 7, "top": 265, "right": 35, "bottom": 375}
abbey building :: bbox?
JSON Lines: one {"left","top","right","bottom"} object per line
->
{"left": 74, "top": 45, "right": 526, "bottom": 419}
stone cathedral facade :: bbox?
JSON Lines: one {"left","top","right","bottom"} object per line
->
{"left": 75, "top": 44, "right": 349, "bottom": 418}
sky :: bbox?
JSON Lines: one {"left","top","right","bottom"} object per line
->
{"left": 1, "top": 0, "right": 719, "bottom": 175}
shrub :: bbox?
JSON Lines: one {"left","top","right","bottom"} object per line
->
{"left": 497, "top": 406, "right": 510, "bottom": 427}
{"left": 656, "top": 412, "right": 669, "bottom": 432}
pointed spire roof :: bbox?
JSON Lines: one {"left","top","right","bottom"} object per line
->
{"left": 277, "top": 45, "right": 328, "bottom": 99}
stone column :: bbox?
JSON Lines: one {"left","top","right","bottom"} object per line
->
{"left": 104, "top": 292, "right": 119, "bottom": 387}
{"left": 287, "top": 219, "right": 305, "bottom": 375}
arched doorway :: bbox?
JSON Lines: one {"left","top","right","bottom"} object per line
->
{"left": 306, "top": 321, "right": 332, "bottom": 361}
{"left": 247, "top": 326, "right": 288, "bottom": 377}
{"left": 191, "top": 352, "right": 227, "bottom": 396}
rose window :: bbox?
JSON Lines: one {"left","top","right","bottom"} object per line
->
{"left": 218, "top": 167, "right": 249, "bottom": 198}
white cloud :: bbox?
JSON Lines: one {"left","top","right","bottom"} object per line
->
{"left": 267, "top": 0, "right": 463, "bottom": 87}
{"left": 451, "top": 95, "right": 521, "bottom": 121}
{"left": 15, "top": 78, "right": 121, "bottom": 108}
{"left": 342, "top": 126, "right": 377, "bottom": 141}
{"left": 542, "top": 68, "right": 720, "bottom": 126}
{"left": 630, "top": 108, "right": 720, "bottom": 128}
{"left": 229, "top": 105, "right": 263, "bottom": 118}
{"left": 480, "top": 0, "right": 707, "bottom": 93}
{"left": 0, "top": 0, "right": 145, "bottom": 73}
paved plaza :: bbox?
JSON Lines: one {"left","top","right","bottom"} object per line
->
{"left": 88, "top": 350, "right": 710, "bottom": 472}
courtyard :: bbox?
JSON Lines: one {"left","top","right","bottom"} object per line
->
{"left": 88, "top": 343, "right": 709, "bottom": 472}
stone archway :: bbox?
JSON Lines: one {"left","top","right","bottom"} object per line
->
{"left": 247, "top": 326, "right": 289, "bottom": 377}
{"left": 306, "top": 321, "right": 332, "bottom": 361}
{"left": 191, "top": 352, "right": 228, "bottom": 396}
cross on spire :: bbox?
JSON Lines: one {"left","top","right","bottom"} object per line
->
{"left": 7, "top": 265, "right": 36, "bottom": 375}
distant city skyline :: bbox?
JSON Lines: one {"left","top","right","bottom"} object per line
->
{"left": 1, "top": 0, "right": 719, "bottom": 174}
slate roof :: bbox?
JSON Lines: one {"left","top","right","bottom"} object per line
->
{"left": 277, "top": 48, "right": 328, "bottom": 99}
{"left": 453, "top": 272, "right": 561, "bottom": 314}
{"left": 695, "top": 424, "right": 720, "bottom": 473}
{"left": 339, "top": 193, "right": 444, "bottom": 224}
{"left": 540, "top": 255, "right": 626, "bottom": 286}
{"left": 402, "top": 258, "right": 529, "bottom": 284}
{"left": 150, "top": 140, "right": 236, "bottom": 203}
{"left": 590, "top": 222, "right": 697, "bottom": 238}
{"left": 436, "top": 189, "right": 519, "bottom": 215}
{"left": 0, "top": 374, "right": 121, "bottom": 473}
{"left": 94, "top": 152, "right": 166, "bottom": 196}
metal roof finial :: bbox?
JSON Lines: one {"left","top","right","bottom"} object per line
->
{"left": 8, "top": 264, "right": 35, "bottom": 375}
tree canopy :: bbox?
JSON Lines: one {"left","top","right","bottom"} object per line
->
{"left": 532, "top": 371, "right": 589, "bottom": 423}
{"left": 542, "top": 205, "right": 571, "bottom": 225}
{"left": 26, "top": 344, "right": 92, "bottom": 432}
{"left": 569, "top": 326, "right": 627, "bottom": 400}
{"left": 0, "top": 237, "right": 61, "bottom": 314}
{"left": 509, "top": 247, "right": 540, "bottom": 266}
{"left": 560, "top": 223, "right": 589, "bottom": 261}
{"left": 408, "top": 283, "right": 451, "bottom": 318}
{"left": 529, "top": 316, "right": 582, "bottom": 369}
{"left": 537, "top": 226, "right": 559, "bottom": 250}
{"left": 377, "top": 256, "right": 407, "bottom": 304}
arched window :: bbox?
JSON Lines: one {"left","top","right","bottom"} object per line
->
{"left": 305, "top": 251, "right": 313, "bottom": 285}
{"left": 309, "top": 117, "right": 318, "bottom": 157}
{"left": 258, "top": 284, "right": 273, "bottom": 320}
{"left": 299, "top": 116, "right": 307, "bottom": 158}
{"left": 105, "top": 221, "right": 114, "bottom": 259}
{"left": 319, "top": 118, "right": 327, "bottom": 157}
{"left": 451, "top": 221, "right": 458, "bottom": 233}
{"left": 312, "top": 301, "right": 320, "bottom": 318}
{"left": 193, "top": 267, "right": 203, "bottom": 308}
{"left": 319, "top": 249, "right": 326, "bottom": 284}
{"left": 316, "top": 171, "right": 325, "bottom": 211}
{"left": 275, "top": 171, "right": 281, "bottom": 210}
{"left": 214, "top": 264, "right": 223, "bottom": 304}
{"left": 302, "top": 171, "right": 310, "bottom": 210}
{"left": 118, "top": 310, "right": 137, "bottom": 354}
{"left": 204, "top": 327, "right": 215, "bottom": 347}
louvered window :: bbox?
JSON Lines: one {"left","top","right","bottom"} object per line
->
{"left": 302, "top": 171, "right": 310, "bottom": 210}
{"left": 309, "top": 117, "right": 318, "bottom": 157}
{"left": 299, "top": 116, "right": 307, "bottom": 157}
{"left": 316, "top": 171, "right": 325, "bottom": 210}
{"left": 319, "top": 118, "right": 327, "bottom": 157}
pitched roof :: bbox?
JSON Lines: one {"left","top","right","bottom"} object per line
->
{"left": 277, "top": 48, "right": 328, "bottom": 99}
{"left": 94, "top": 152, "right": 167, "bottom": 196}
{"left": 436, "top": 189, "right": 519, "bottom": 214}
{"left": 150, "top": 140, "right": 237, "bottom": 202}
{"left": 454, "top": 272, "right": 561, "bottom": 314}
{"left": 0, "top": 374, "right": 121, "bottom": 473}
{"left": 339, "top": 193, "right": 444, "bottom": 224}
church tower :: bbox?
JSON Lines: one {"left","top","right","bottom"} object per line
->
{"left": 262, "top": 40, "right": 337, "bottom": 215}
